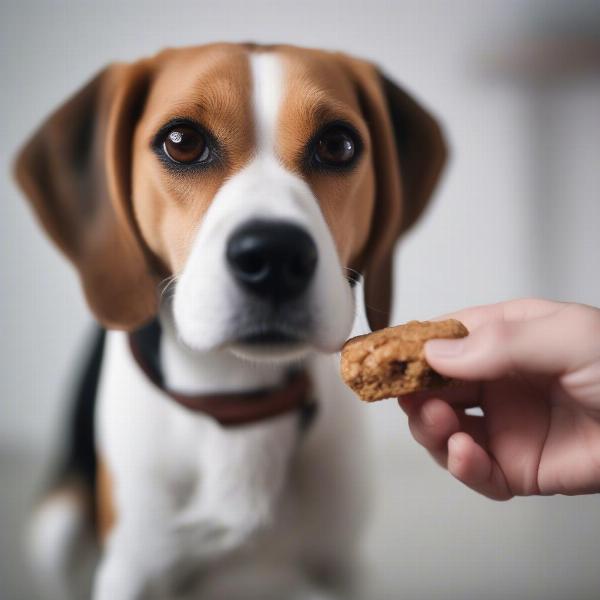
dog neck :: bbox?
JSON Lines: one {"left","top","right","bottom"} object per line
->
{"left": 158, "top": 312, "right": 290, "bottom": 396}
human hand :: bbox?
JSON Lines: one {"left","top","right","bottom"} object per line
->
{"left": 399, "top": 298, "right": 600, "bottom": 499}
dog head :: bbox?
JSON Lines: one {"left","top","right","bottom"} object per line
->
{"left": 15, "top": 43, "right": 446, "bottom": 361}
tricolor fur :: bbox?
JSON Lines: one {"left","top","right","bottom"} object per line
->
{"left": 15, "top": 43, "right": 446, "bottom": 599}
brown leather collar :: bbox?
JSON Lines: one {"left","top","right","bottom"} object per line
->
{"left": 128, "top": 324, "right": 317, "bottom": 429}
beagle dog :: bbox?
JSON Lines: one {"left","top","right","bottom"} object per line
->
{"left": 15, "top": 43, "right": 446, "bottom": 600}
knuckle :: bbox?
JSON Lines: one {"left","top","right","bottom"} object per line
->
{"left": 512, "top": 296, "right": 542, "bottom": 310}
{"left": 479, "top": 320, "right": 516, "bottom": 374}
{"left": 485, "top": 320, "right": 512, "bottom": 347}
{"left": 503, "top": 297, "right": 548, "bottom": 320}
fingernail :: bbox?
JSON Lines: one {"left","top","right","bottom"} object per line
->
{"left": 425, "top": 338, "right": 465, "bottom": 358}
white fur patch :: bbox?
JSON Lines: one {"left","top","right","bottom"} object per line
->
{"left": 250, "top": 52, "right": 282, "bottom": 152}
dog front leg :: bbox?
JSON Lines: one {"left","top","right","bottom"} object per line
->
{"left": 92, "top": 511, "right": 245, "bottom": 600}
{"left": 92, "top": 522, "right": 187, "bottom": 600}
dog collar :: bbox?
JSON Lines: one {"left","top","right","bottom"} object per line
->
{"left": 128, "top": 322, "right": 317, "bottom": 430}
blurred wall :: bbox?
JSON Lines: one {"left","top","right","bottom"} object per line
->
{"left": 1, "top": 1, "right": 599, "bottom": 599}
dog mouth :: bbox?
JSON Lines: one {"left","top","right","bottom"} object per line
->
{"left": 236, "top": 330, "right": 301, "bottom": 345}
{"left": 227, "top": 323, "right": 311, "bottom": 363}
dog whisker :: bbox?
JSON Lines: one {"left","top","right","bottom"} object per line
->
{"left": 342, "top": 267, "right": 362, "bottom": 286}
{"left": 343, "top": 266, "right": 362, "bottom": 278}
{"left": 159, "top": 274, "right": 179, "bottom": 300}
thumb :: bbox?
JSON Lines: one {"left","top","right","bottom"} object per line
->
{"left": 424, "top": 304, "right": 600, "bottom": 381}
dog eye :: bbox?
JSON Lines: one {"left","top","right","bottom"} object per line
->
{"left": 162, "top": 125, "right": 209, "bottom": 164}
{"left": 314, "top": 126, "right": 356, "bottom": 167}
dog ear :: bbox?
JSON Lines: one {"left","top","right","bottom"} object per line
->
{"left": 344, "top": 59, "right": 447, "bottom": 331}
{"left": 14, "top": 62, "right": 160, "bottom": 329}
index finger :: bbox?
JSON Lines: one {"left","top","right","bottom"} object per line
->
{"left": 430, "top": 298, "right": 566, "bottom": 332}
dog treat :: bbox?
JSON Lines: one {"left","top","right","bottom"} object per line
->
{"left": 340, "top": 319, "right": 468, "bottom": 402}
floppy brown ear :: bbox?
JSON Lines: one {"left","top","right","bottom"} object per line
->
{"left": 344, "top": 59, "right": 447, "bottom": 331}
{"left": 14, "top": 62, "right": 159, "bottom": 329}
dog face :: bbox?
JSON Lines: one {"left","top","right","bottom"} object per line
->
{"left": 15, "top": 43, "right": 446, "bottom": 360}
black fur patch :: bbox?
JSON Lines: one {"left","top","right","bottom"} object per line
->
{"left": 52, "top": 328, "right": 105, "bottom": 509}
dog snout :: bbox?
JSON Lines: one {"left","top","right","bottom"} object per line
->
{"left": 226, "top": 220, "right": 318, "bottom": 302}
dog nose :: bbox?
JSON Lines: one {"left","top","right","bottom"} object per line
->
{"left": 226, "top": 220, "right": 318, "bottom": 302}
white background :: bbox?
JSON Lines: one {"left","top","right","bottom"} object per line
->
{"left": 1, "top": 1, "right": 599, "bottom": 598}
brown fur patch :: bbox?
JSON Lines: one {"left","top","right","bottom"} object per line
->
{"left": 96, "top": 456, "right": 116, "bottom": 543}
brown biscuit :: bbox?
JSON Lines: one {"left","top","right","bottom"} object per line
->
{"left": 340, "top": 319, "right": 469, "bottom": 402}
